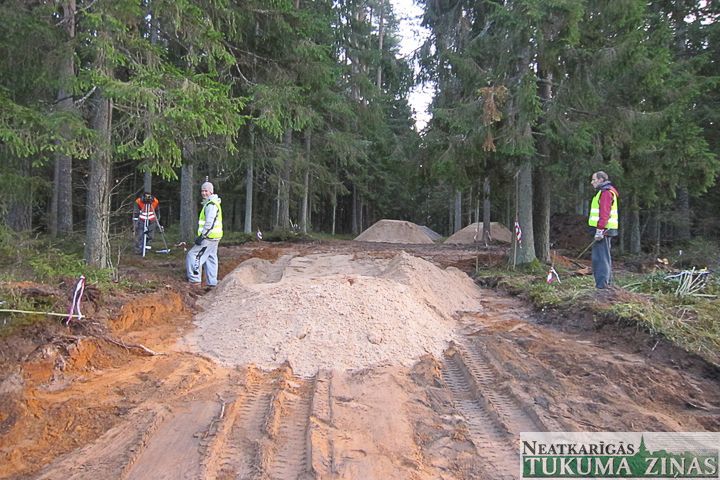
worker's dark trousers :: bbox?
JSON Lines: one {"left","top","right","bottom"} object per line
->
{"left": 134, "top": 220, "right": 156, "bottom": 254}
{"left": 592, "top": 236, "right": 613, "bottom": 288}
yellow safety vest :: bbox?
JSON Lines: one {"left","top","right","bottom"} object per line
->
{"left": 588, "top": 189, "right": 619, "bottom": 229}
{"left": 197, "top": 198, "right": 223, "bottom": 239}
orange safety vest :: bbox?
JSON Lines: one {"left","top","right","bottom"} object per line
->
{"left": 136, "top": 197, "right": 159, "bottom": 221}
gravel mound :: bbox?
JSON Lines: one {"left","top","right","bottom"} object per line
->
{"left": 444, "top": 222, "right": 513, "bottom": 244}
{"left": 354, "top": 219, "right": 434, "bottom": 244}
{"left": 184, "top": 252, "right": 483, "bottom": 376}
{"left": 419, "top": 225, "right": 442, "bottom": 241}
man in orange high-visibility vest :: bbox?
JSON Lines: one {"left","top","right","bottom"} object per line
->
{"left": 133, "top": 192, "right": 160, "bottom": 255}
{"left": 588, "top": 171, "right": 619, "bottom": 289}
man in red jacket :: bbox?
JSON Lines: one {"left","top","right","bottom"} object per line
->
{"left": 133, "top": 192, "right": 160, "bottom": 255}
{"left": 589, "top": 171, "right": 620, "bottom": 289}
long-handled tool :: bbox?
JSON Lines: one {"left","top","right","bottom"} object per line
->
{"left": 575, "top": 239, "right": 596, "bottom": 260}
{"left": 154, "top": 220, "right": 171, "bottom": 254}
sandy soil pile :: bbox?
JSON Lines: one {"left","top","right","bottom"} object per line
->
{"left": 354, "top": 219, "right": 434, "bottom": 244}
{"left": 183, "top": 252, "right": 482, "bottom": 376}
{"left": 445, "top": 221, "right": 513, "bottom": 244}
{"left": 419, "top": 225, "right": 442, "bottom": 241}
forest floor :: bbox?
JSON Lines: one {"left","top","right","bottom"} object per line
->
{"left": 1, "top": 240, "right": 719, "bottom": 479}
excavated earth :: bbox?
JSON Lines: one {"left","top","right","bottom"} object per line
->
{"left": 1, "top": 240, "right": 719, "bottom": 480}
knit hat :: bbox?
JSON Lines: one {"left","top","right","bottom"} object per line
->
{"left": 201, "top": 181, "right": 214, "bottom": 193}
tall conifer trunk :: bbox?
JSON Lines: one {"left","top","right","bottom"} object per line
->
{"left": 244, "top": 127, "right": 255, "bottom": 234}
{"left": 85, "top": 92, "right": 113, "bottom": 268}
{"left": 351, "top": 184, "right": 358, "bottom": 235}
{"left": 180, "top": 143, "right": 196, "bottom": 243}
{"left": 141, "top": 0, "right": 160, "bottom": 196}
{"left": 513, "top": 161, "right": 536, "bottom": 265}
{"left": 300, "top": 131, "right": 311, "bottom": 233}
{"left": 7, "top": 157, "right": 32, "bottom": 231}
{"left": 376, "top": 0, "right": 385, "bottom": 89}
{"left": 675, "top": 185, "right": 691, "bottom": 242}
{"left": 533, "top": 168, "right": 551, "bottom": 262}
{"left": 454, "top": 189, "right": 462, "bottom": 233}
{"left": 331, "top": 186, "right": 337, "bottom": 236}
{"left": 533, "top": 68, "right": 552, "bottom": 263}
{"left": 482, "top": 176, "right": 491, "bottom": 244}
{"left": 51, "top": 0, "right": 76, "bottom": 236}
{"left": 278, "top": 128, "right": 292, "bottom": 229}
{"left": 629, "top": 193, "right": 641, "bottom": 254}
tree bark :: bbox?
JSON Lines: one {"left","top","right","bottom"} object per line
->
{"left": 301, "top": 131, "right": 311, "bottom": 233}
{"left": 654, "top": 206, "right": 662, "bottom": 256}
{"left": 629, "top": 193, "right": 641, "bottom": 254}
{"left": 331, "top": 186, "right": 337, "bottom": 236}
{"left": 6, "top": 156, "right": 32, "bottom": 232}
{"left": 482, "top": 176, "right": 491, "bottom": 244}
{"left": 52, "top": 0, "right": 77, "bottom": 236}
{"left": 84, "top": 92, "right": 113, "bottom": 268}
{"left": 278, "top": 128, "right": 292, "bottom": 229}
{"left": 143, "top": 171, "right": 152, "bottom": 194}
{"left": 376, "top": 0, "right": 385, "bottom": 89}
{"left": 513, "top": 161, "right": 536, "bottom": 265}
{"left": 351, "top": 183, "right": 359, "bottom": 235}
{"left": 466, "top": 185, "right": 473, "bottom": 226}
{"left": 244, "top": 127, "right": 255, "bottom": 234}
{"left": 533, "top": 66, "right": 552, "bottom": 263}
{"left": 180, "top": 143, "right": 196, "bottom": 243}
{"left": 675, "top": 185, "right": 691, "bottom": 242}
{"left": 454, "top": 188, "right": 462, "bottom": 233}
{"left": 533, "top": 167, "right": 551, "bottom": 262}
{"left": 618, "top": 208, "right": 627, "bottom": 255}
{"left": 577, "top": 181, "right": 588, "bottom": 216}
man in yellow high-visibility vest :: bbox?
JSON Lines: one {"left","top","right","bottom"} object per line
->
{"left": 186, "top": 181, "right": 223, "bottom": 289}
{"left": 588, "top": 171, "right": 619, "bottom": 289}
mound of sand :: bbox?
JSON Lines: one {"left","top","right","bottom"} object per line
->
{"left": 444, "top": 222, "right": 513, "bottom": 244}
{"left": 418, "top": 225, "right": 442, "bottom": 241}
{"left": 354, "top": 219, "right": 434, "bottom": 244}
{"left": 184, "top": 252, "right": 483, "bottom": 376}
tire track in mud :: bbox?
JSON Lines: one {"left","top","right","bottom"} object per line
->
{"left": 203, "top": 370, "right": 278, "bottom": 478}
{"left": 307, "top": 370, "right": 334, "bottom": 476}
{"left": 443, "top": 339, "right": 554, "bottom": 480}
{"left": 202, "top": 367, "right": 315, "bottom": 480}
{"left": 442, "top": 348, "right": 520, "bottom": 480}
{"left": 455, "top": 341, "right": 552, "bottom": 434}
{"left": 263, "top": 375, "right": 315, "bottom": 479}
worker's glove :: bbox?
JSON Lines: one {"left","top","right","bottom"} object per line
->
{"left": 194, "top": 235, "right": 204, "bottom": 246}
{"left": 158, "top": 225, "right": 164, "bottom": 233}
{"left": 594, "top": 228, "right": 605, "bottom": 242}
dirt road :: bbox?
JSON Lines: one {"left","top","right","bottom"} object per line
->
{"left": 2, "top": 242, "right": 719, "bottom": 479}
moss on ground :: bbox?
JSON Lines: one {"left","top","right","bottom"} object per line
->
{"left": 476, "top": 266, "right": 720, "bottom": 367}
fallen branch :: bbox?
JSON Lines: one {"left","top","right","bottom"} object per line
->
{"left": 94, "top": 334, "right": 164, "bottom": 356}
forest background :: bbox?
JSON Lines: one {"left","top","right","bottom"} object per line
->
{"left": 1, "top": 0, "right": 719, "bottom": 269}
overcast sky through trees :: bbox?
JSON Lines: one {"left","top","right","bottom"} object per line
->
{"left": 392, "top": 0, "right": 431, "bottom": 131}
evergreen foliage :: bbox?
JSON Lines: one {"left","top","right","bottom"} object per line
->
{"left": 417, "top": 0, "right": 719, "bottom": 262}
{"left": 0, "top": 0, "right": 717, "bottom": 264}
